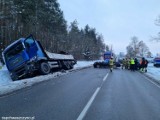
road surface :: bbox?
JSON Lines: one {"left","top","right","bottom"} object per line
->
{"left": 0, "top": 67, "right": 160, "bottom": 120}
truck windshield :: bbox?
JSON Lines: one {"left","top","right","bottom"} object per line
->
{"left": 104, "top": 54, "right": 111, "bottom": 59}
{"left": 5, "top": 42, "right": 24, "bottom": 61}
{"left": 24, "top": 38, "right": 35, "bottom": 48}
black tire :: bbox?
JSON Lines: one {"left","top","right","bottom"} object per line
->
{"left": 94, "top": 63, "right": 100, "bottom": 68}
{"left": 11, "top": 76, "right": 18, "bottom": 81}
{"left": 68, "top": 61, "right": 74, "bottom": 69}
{"left": 93, "top": 64, "right": 97, "bottom": 68}
{"left": 70, "top": 64, "right": 73, "bottom": 69}
{"left": 10, "top": 72, "right": 18, "bottom": 81}
{"left": 39, "top": 62, "right": 51, "bottom": 75}
{"left": 62, "top": 61, "right": 70, "bottom": 70}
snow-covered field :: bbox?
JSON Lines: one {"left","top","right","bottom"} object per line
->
{"left": 0, "top": 62, "right": 160, "bottom": 96}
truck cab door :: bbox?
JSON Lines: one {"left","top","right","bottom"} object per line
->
{"left": 24, "top": 36, "right": 38, "bottom": 58}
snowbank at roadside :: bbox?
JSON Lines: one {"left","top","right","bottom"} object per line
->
{"left": 0, "top": 61, "right": 95, "bottom": 96}
{"left": 145, "top": 63, "right": 160, "bottom": 82}
{"left": 74, "top": 61, "right": 94, "bottom": 68}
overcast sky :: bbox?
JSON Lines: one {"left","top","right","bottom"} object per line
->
{"left": 58, "top": 0, "right": 160, "bottom": 55}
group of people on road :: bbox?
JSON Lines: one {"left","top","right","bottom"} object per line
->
{"left": 109, "top": 57, "right": 148, "bottom": 72}
{"left": 121, "top": 57, "right": 148, "bottom": 72}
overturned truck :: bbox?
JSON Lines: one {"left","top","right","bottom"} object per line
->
{"left": 2, "top": 35, "right": 76, "bottom": 81}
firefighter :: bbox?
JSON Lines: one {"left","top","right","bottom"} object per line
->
{"left": 144, "top": 59, "right": 148, "bottom": 72}
{"left": 127, "top": 58, "right": 131, "bottom": 70}
{"left": 134, "top": 58, "right": 138, "bottom": 70}
{"left": 125, "top": 58, "right": 128, "bottom": 69}
{"left": 109, "top": 57, "right": 114, "bottom": 72}
{"left": 130, "top": 58, "right": 135, "bottom": 71}
{"left": 140, "top": 57, "right": 146, "bottom": 72}
{"left": 121, "top": 58, "right": 125, "bottom": 69}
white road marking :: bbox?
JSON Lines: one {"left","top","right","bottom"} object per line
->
{"left": 138, "top": 72, "right": 160, "bottom": 88}
{"left": 77, "top": 73, "right": 109, "bottom": 120}
{"left": 77, "top": 87, "right": 100, "bottom": 120}
{"left": 103, "top": 73, "right": 109, "bottom": 82}
{"left": 144, "top": 76, "right": 160, "bottom": 89}
{"left": 138, "top": 72, "right": 160, "bottom": 89}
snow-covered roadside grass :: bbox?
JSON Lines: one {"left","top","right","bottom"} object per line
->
{"left": 144, "top": 63, "right": 160, "bottom": 82}
{"left": 0, "top": 61, "right": 95, "bottom": 96}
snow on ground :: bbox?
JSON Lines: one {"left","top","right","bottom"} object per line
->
{"left": 0, "top": 61, "right": 160, "bottom": 96}
{"left": 0, "top": 61, "right": 95, "bottom": 96}
{"left": 145, "top": 63, "right": 160, "bottom": 81}
{"left": 74, "top": 61, "right": 94, "bottom": 68}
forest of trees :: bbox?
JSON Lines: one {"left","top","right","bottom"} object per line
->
{"left": 0, "top": 0, "right": 106, "bottom": 60}
{"left": 126, "top": 36, "right": 151, "bottom": 58}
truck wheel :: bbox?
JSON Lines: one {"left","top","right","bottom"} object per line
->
{"left": 93, "top": 64, "right": 97, "bottom": 68}
{"left": 11, "top": 76, "right": 18, "bottom": 81}
{"left": 39, "top": 62, "right": 51, "bottom": 75}
{"left": 70, "top": 64, "right": 73, "bottom": 69}
{"left": 68, "top": 62, "right": 73, "bottom": 69}
{"left": 62, "top": 61, "right": 70, "bottom": 70}
{"left": 11, "top": 73, "right": 18, "bottom": 81}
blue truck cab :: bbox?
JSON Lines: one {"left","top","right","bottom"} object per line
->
{"left": 2, "top": 35, "right": 76, "bottom": 80}
{"left": 93, "top": 51, "right": 120, "bottom": 68}
{"left": 103, "top": 51, "right": 114, "bottom": 64}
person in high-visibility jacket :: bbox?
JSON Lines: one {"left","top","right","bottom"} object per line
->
{"left": 125, "top": 58, "right": 128, "bottom": 69}
{"left": 109, "top": 57, "right": 114, "bottom": 72}
{"left": 134, "top": 58, "right": 138, "bottom": 70}
{"left": 127, "top": 58, "right": 131, "bottom": 70}
{"left": 140, "top": 57, "right": 146, "bottom": 72}
{"left": 130, "top": 58, "right": 135, "bottom": 71}
{"left": 144, "top": 59, "right": 148, "bottom": 72}
{"left": 121, "top": 58, "right": 126, "bottom": 69}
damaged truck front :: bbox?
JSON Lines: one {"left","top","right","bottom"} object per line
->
{"left": 2, "top": 35, "right": 76, "bottom": 81}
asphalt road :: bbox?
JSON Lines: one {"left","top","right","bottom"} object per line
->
{"left": 0, "top": 67, "right": 160, "bottom": 120}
